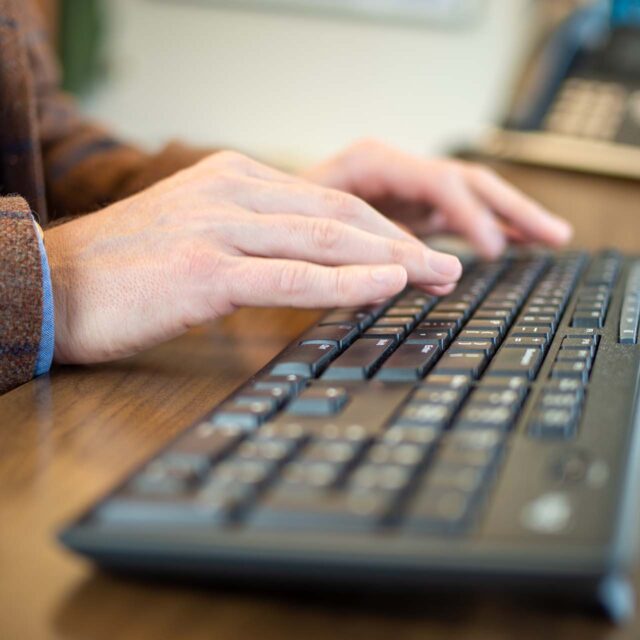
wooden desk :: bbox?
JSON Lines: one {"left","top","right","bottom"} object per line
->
{"left": 1, "top": 163, "right": 639, "bottom": 640}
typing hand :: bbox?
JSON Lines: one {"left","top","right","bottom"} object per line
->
{"left": 302, "top": 139, "right": 573, "bottom": 259}
{"left": 45, "top": 151, "right": 462, "bottom": 364}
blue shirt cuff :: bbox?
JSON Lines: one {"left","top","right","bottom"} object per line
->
{"left": 33, "top": 220, "right": 55, "bottom": 376}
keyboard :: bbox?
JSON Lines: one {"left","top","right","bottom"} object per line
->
{"left": 61, "top": 249, "right": 640, "bottom": 621}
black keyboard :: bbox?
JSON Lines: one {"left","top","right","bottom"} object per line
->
{"left": 61, "top": 249, "right": 640, "bottom": 621}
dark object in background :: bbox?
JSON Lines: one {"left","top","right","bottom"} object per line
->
{"left": 58, "top": 0, "right": 104, "bottom": 95}
{"left": 473, "top": 1, "right": 640, "bottom": 180}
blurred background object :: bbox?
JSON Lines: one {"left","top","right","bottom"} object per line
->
{"left": 67, "top": 0, "right": 534, "bottom": 166}
{"left": 152, "top": 0, "right": 486, "bottom": 27}
{"left": 475, "top": 0, "right": 640, "bottom": 179}
{"left": 56, "top": 0, "right": 640, "bottom": 174}
{"left": 58, "top": 0, "right": 105, "bottom": 94}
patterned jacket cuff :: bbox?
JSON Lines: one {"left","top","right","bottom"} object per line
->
{"left": 32, "top": 221, "right": 55, "bottom": 376}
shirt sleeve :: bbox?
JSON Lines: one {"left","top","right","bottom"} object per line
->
{"left": 0, "top": 196, "right": 45, "bottom": 395}
{"left": 32, "top": 221, "right": 54, "bottom": 376}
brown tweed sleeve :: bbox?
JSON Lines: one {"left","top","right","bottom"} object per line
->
{"left": 0, "top": 196, "right": 44, "bottom": 394}
{"left": 25, "top": 0, "right": 212, "bottom": 220}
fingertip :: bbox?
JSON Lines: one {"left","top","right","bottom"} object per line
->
{"left": 422, "top": 282, "right": 457, "bottom": 296}
{"left": 552, "top": 218, "right": 574, "bottom": 245}
{"left": 426, "top": 250, "right": 463, "bottom": 282}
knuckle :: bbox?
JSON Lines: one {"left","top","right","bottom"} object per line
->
{"left": 469, "top": 164, "right": 496, "bottom": 183}
{"left": 351, "top": 137, "right": 381, "bottom": 154}
{"left": 213, "top": 150, "right": 249, "bottom": 169}
{"left": 276, "top": 262, "right": 309, "bottom": 297}
{"left": 324, "top": 190, "right": 364, "bottom": 222}
{"left": 310, "top": 218, "right": 341, "bottom": 251}
{"left": 388, "top": 239, "right": 408, "bottom": 265}
{"left": 333, "top": 267, "right": 351, "bottom": 300}
{"left": 179, "top": 244, "right": 222, "bottom": 283}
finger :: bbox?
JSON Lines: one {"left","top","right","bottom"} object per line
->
{"left": 332, "top": 147, "right": 508, "bottom": 258}
{"left": 421, "top": 173, "right": 507, "bottom": 259}
{"left": 464, "top": 165, "right": 573, "bottom": 247}
{"left": 422, "top": 282, "right": 457, "bottom": 296}
{"left": 226, "top": 214, "right": 463, "bottom": 287}
{"left": 222, "top": 177, "right": 423, "bottom": 245}
{"left": 223, "top": 257, "right": 408, "bottom": 308}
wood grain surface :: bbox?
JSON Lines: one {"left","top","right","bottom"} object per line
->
{"left": 1, "top": 162, "right": 639, "bottom": 640}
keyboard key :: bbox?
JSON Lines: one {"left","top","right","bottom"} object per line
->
{"left": 376, "top": 342, "right": 442, "bottom": 381}
{"left": 528, "top": 407, "right": 578, "bottom": 439}
{"left": 433, "top": 351, "right": 488, "bottom": 379}
{"left": 404, "top": 485, "right": 475, "bottom": 533}
{"left": 550, "top": 360, "right": 590, "bottom": 383}
{"left": 385, "top": 305, "right": 425, "bottom": 320}
{"left": 249, "top": 485, "right": 391, "bottom": 531}
{"left": 485, "top": 347, "right": 543, "bottom": 380}
{"left": 421, "top": 373, "right": 472, "bottom": 390}
{"left": 411, "top": 386, "right": 466, "bottom": 410}
{"left": 365, "top": 442, "right": 427, "bottom": 467}
{"left": 555, "top": 348, "right": 592, "bottom": 364}
{"left": 236, "top": 437, "right": 297, "bottom": 462}
{"left": 166, "top": 422, "right": 244, "bottom": 468}
{"left": 406, "top": 328, "right": 450, "bottom": 349}
{"left": 271, "top": 342, "right": 338, "bottom": 377}
{"left": 320, "top": 309, "right": 374, "bottom": 329}
{"left": 476, "top": 375, "right": 528, "bottom": 392}
{"left": 465, "top": 318, "right": 507, "bottom": 336}
{"left": 397, "top": 402, "right": 454, "bottom": 429}
{"left": 374, "top": 316, "right": 416, "bottom": 331}
{"left": 414, "top": 320, "right": 458, "bottom": 339}
{"left": 254, "top": 374, "right": 307, "bottom": 394}
{"left": 280, "top": 461, "right": 342, "bottom": 488}
{"left": 287, "top": 386, "right": 349, "bottom": 416}
{"left": 455, "top": 404, "right": 515, "bottom": 431}
{"left": 349, "top": 463, "right": 414, "bottom": 491}
{"left": 213, "top": 400, "right": 276, "bottom": 429}
{"left": 539, "top": 391, "right": 581, "bottom": 410}
{"left": 427, "top": 462, "right": 487, "bottom": 493}
{"left": 363, "top": 326, "right": 406, "bottom": 342}
{"left": 572, "top": 311, "right": 604, "bottom": 328}
{"left": 384, "top": 424, "right": 441, "bottom": 445}
{"left": 503, "top": 336, "right": 547, "bottom": 350}
{"left": 129, "top": 456, "right": 205, "bottom": 496}
{"left": 510, "top": 325, "right": 551, "bottom": 340}
{"left": 471, "top": 388, "right": 525, "bottom": 409}
{"left": 299, "top": 439, "right": 362, "bottom": 465}
{"left": 322, "top": 337, "right": 396, "bottom": 380}
{"left": 299, "top": 324, "right": 359, "bottom": 349}
{"left": 426, "top": 311, "right": 465, "bottom": 328}
{"left": 458, "top": 328, "right": 501, "bottom": 345}
{"left": 473, "top": 308, "right": 513, "bottom": 323}
{"left": 518, "top": 315, "right": 556, "bottom": 330}
{"left": 561, "top": 336, "right": 597, "bottom": 355}
{"left": 449, "top": 339, "right": 494, "bottom": 356}
{"left": 544, "top": 378, "right": 585, "bottom": 397}
{"left": 234, "top": 388, "right": 287, "bottom": 411}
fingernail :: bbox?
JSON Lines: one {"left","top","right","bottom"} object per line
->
{"left": 429, "top": 252, "right": 462, "bottom": 280}
{"left": 371, "top": 265, "right": 407, "bottom": 287}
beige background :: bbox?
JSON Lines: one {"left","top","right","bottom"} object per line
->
{"left": 83, "top": 0, "right": 537, "bottom": 166}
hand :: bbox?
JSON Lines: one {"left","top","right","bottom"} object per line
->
{"left": 302, "top": 139, "right": 573, "bottom": 259}
{"left": 45, "top": 151, "right": 462, "bottom": 364}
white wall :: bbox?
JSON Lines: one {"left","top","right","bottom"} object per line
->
{"left": 83, "top": 0, "right": 536, "bottom": 167}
